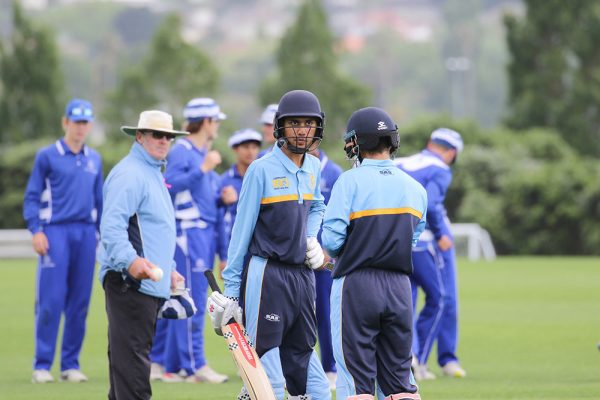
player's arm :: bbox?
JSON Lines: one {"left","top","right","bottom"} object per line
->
{"left": 164, "top": 145, "right": 203, "bottom": 194}
{"left": 23, "top": 150, "right": 48, "bottom": 235}
{"left": 322, "top": 175, "right": 352, "bottom": 258}
{"left": 307, "top": 166, "right": 326, "bottom": 237}
{"left": 413, "top": 188, "right": 428, "bottom": 247}
{"left": 424, "top": 170, "right": 452, "bottom": 240}
{"left": 222, "top": 163, "right": 262, "bottom": 298}
{"left": 94, "top": 156, "right": 104, "bottom": 232}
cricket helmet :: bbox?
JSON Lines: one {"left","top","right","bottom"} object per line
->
{"left": 344, "top": 107, "right": 399, "bottom": 160}
{"left": 274, "top": 90, "right": 325, "bottom": 154}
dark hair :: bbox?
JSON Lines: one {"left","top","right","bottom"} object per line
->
{"left": 185, "top": 119, "right": 207, "bottom": 134}
{"left": 363, "top": 136, "right": 393, "bottom": 154}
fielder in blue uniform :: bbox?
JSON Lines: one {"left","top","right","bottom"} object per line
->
{"left": 308, "top": 148, "right": 342, "bottom": 390}
{"left": 151, "top": 98, "right": 232, "bottom": 384}
{"left": 208, "top": 90, "right": 331, "bottom": 400}
{"left": 23, "top": 99, "right": 103, "bottom": 384}
{"left": 322, "top": 107, "right": 427, "bottom": 400}
{"left": 394, "top": 128, "right": 466, "bottom": 380}
{"left": 217, "top": 128, "right": 263, "bottom": 273}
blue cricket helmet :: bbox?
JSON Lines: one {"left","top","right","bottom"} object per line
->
{"left": 344, "top": 107, "right": 399, "bottom": 160}
{"left": 274, "top": 90, "right": 325, "bottom": 154}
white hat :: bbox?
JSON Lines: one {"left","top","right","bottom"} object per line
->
{"left": 121, "top": 110, "right": 188, "bottom": 137}
{"left": 228, "top": 128, "right": 263, "bottom": 148}
{"left": 430, "top": 128, "right": 464, "bottom": 153}
{"left": 183, "top": 97, "right": 227, "bottom": 122}
{"left": 259, "top": 103, "right": 278, "bottom": 125}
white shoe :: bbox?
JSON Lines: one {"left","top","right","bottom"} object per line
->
{"left": 441, "top": 361, "right": 466, "bottom": 378}
{"left": 186, "top": 365, "right": 228, "bottom": 384}
{"left": 60, "top": 369, "right": 88, "bottom": 382}
{"left": 162, "top": 372, "right": 185, "bottom": 383}
{"left": 413, "top": 364, "right": 436, "bottom": 381}
{"left": 325, "top": 372, "right": 337, "bottom": 391}
{"left": 32, "top": 369, "right": 54, "bottom": 383}
{"left": 150, "top": 363, "right": 165, "bottom": 381}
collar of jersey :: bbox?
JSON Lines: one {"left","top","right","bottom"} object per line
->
{"left": 360, "top": 158, "right": 395, "bottom": 168}
{"left": 58, "top": 139, "right": 88, "bottom": 156}
{"left": 273, "top": 145, "right": 312, "bottom": 174}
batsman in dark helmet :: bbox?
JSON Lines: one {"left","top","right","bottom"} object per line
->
{"left": 273, "top": 89, "right": 325, "bottom": 155}
{"left": 212, "top": 89, "right": 331, "bottom": 399}
{"left": 322, "top": 107, "right": 427, "bottom": 399}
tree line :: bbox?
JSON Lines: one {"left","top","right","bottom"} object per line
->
{"left": 0, "top": 0, "right": 598, "bottom": 254}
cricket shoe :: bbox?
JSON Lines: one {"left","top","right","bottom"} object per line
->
{"left": 185, "top": 365, "right": 228, "bottom": 384}
{"left": 441, "top": 361, "right": 466, "bottom": 378}
{"left": 60, "top": 369, "right": 88, "bottom": 383}
{"left": 150, "top": 363, "right": 165, "bottom": 381}
{"left": 32, "top": 369, "right": 54, "bottom": 383}
{"left": 413, "top": 364, "right": 436, "bottom": 381}
{"left": 326, "top": 371, "right": 337, "bottom": 391}
{"left": 162, "top": 371, "right": 185, "bottom": 383}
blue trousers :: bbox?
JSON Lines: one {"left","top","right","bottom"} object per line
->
{"left": 314, "top": 269, "right": 336, "bottom": 373}
{"left": 410, "top": 245, "right": 445, "bottom": 365}
{"left": 156, "top": 226, "right": 214, "bottom": 374}
{"left": 436, "top": 247, "right": 459, "bottom": 366}
{"left": 33, "top": 223, "right": 97, "bottom": 371}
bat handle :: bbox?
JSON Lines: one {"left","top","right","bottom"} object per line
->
{"left": 204, "top": 270, "right": 222, "bottom": 294}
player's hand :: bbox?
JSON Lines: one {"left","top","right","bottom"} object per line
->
{"left": 219, "top": 260, "right": 227, "bottom": 279}
{"left": 305, "top": 237, "right": 325, "bottom": 270}
{"left": 437, "top": 235, "right": 454, "bottom": 251}
{"left": 171, "top": 270, "right": 184, "bottom": 290}
{"left": 32, "top": 232, "right": 49, "bottom": 256}
{"left": 220, "top": 186, "right": 238, "bottom": 205}
{"left": 127, "top": 258, "right": 156, "bottom": 280}
{"left": 207, "top": 292, "right": 242, "bottom": 336}
{"left": 201, "top": 150, "right": 222, "bottom": 172}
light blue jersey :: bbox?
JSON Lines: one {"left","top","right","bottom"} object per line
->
{"left": 98, "top": 142, "right": 176, "bottom": 300}
{"left": 223, "top": 145, "right": 325, "bottom": 298}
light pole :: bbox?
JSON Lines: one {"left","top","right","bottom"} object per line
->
{"left": 445, "top": 56, "right": 471, "bottom": 119}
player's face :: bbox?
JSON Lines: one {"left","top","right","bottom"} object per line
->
{"left": 234, "top": 142, "right": 260, "bottom": 167}
{"left": 137, "top": 130, "right": 175, "bottom": 160}
{"left": 206, "top": 118, "right": 221, "bottom": 141}
{"left": 63, "top": 118, "right": 92, "bottom": 144}
{"left": 283, "top": 117, "right": 317, "bottom": 149}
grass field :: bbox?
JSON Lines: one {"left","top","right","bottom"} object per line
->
{"left": 1, "top": 257, "right": 599, "bottom": 399}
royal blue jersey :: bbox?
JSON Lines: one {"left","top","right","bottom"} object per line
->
{"left": 165, "top": 138, "right": 220, "bottom": 231}
{"left": 222, "top": 146, "right": 325, "bottom": 298}
{"left": 394, "top": 149, "right": 453, "bottom": 240}
{"left": 322, "top": 159, "right": 427, "bottom": 278}
{"left": 23, "top": 139, "right": 103, "bottom": 233}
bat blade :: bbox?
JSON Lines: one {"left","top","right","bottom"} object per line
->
{"left": 204, "top": 270, "right": 277, "bottom": 400}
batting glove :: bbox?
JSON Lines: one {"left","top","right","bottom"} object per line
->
{"left": 305, "top": 237, "right": 325, "bottom": 270}
{"left": 206, "top": 292, "right": 242, "bottom": 336}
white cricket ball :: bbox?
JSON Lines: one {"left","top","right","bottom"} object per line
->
{"left": 151, "top": 268, "right": 164, "bottom": 281}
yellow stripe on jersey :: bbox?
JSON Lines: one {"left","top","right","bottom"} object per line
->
{"left": 260, "top": 193, "right": 315, "bottom": 204}
{"left": 349, "top": 207, "right": 423, "bottom": 221}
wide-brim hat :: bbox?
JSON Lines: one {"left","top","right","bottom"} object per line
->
{"left": 121, "top": 110, "right": 188, "bottom": 137}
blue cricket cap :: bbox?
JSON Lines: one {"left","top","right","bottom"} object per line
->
{"left": 228, "top": 128, "right": 263, "bottom": 148}
{"left": 65, "top": 98, "right": 94, "bottom": 122}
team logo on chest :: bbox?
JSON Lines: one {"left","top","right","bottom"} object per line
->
{"left": 84, "top": 159, "right": 98, "bottom": 174}
{"left": 272, "top": 177, "right": 289, "bottom": 190}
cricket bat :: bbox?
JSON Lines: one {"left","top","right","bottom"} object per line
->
{"left": 204, "top": 270, "right": 277, "bottom": 400}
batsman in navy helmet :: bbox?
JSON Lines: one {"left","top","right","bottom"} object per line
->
{"left": 210, "top": 90, "right": 331, "bottom": 399}
{"left": 322, "top": 107, "right": 427, "bottom": 399}
{"left": 273, "top": 89, "right": 325, "bottom": 154}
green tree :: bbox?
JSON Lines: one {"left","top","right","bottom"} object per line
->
{"left": 259, "top": 0, "right": 371, "bottom": 150}
{"left": 504, "top": 0, "right": 600, "bottom": 155}
{"left": 0, "top": 1, "right": 64, "bottom": 144}
{"left": 103, "top": 13, "right": 219, "bottom": 139}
